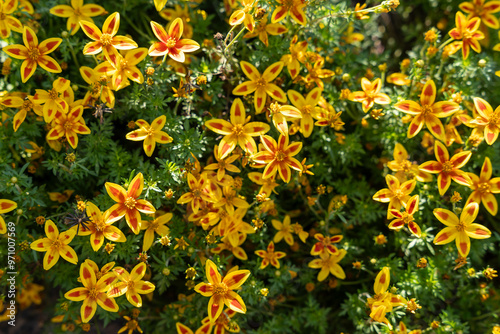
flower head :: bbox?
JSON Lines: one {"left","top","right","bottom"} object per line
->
{"left": 105, "top": 173, "right": 156, "bottom": 234}
{"left": 149, "top": 18, "right": 200, "bottom": 62}
{"left": 126, "top": 115, "right": 173, "bottom": 157}
{"left": 3, "top": 26, "right": 62, "bottom": 82}
{"left": 107, "top": 263, "right": 156, "bottom": 307}
{"left": 30, "top": 220, "right": 78, "bottom": 270}
{"left": 50, "top": 0, "right": 105, "bottom": 35}
{"left": 64, "top": 260, "right": 119, "bottom": 323}
{"left": 80, "top": 12, "right": 138, "bottom": 63}
{"left": 232, "top": 61, "right": 286, "bottom": 114}
{"left": 253, "top": 134, "right": 303, "bottom": 183}
{"left": 433, "top": 202, "right": 491, "bottom": 257}
{"left": 205, "top": 98, "right": 270, "bottom": 159}
{"left": 394, "top": 80, "right": 459, "bottom": 141}
{"left": 194, "top": 259, "right": 250, "bottom": 322}
{"left": 419, "top": 140, "right": 472, "bottom": 196}
{"left": 466, "top": 157, "right": 500, "bottom": 215}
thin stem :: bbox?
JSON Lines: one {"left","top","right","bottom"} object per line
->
{"left": 438, "top": 37, "right": 454, "bottom": 50}
{"left": 65, "top": 37, "right": 80, "bottom": 69}
{"left": 224, "top": 26, "right": 246, "bottom": 53}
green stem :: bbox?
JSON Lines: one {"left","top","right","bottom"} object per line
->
{"left": 173, "top": 98, "right": 182, "bottom": 114}
{"left": 65, "top": 37, "right": 80, "bottom": 69}
{"left": 438, "top": 37, "right": 454, "bottom": 50}
{"left": 225, "top": 26, "right": 246, "bottom": 53}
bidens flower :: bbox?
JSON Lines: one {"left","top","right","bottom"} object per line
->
{"left": 3, "top": 26, "right": 62, "bottom": 82}
{"left": 194, "top": 260, "right": 250, "bottom": 323}
{"left": 30, "top": 220, "right": 78, "bottom": 270}
{"left": 149, "top": 18, "right": 200, "bottom": 62}
{"left": 433, "top": 202, "right": 491, "bottom": 257}
{"left": 126, "top": 115, "right": 173, "bottom": 157}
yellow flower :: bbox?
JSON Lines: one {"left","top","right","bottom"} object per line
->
{"left": 105, "top": 172, "right": 156, "bottom": 234}
{"left": 50, "top": 0, "right": 105, "bottom": 35}
{"left": 30, "top": 220, "right": 78, "bottom": 270}
{"left": 46, "top": 105, "right": 91, "bottom": 149}
{"left": 126, "top": 115, "right": 173, "bottom": 157}
{"left": 140, "top": 213, "right": 172, "bottom": 251}
{"left": 271, "top": 215, "right": 294, "bottom": 245}
{"left": 108, "top": 263, "right": 156, "bottom": 307}
{"left": 308, "top": 250, "right": 347, "bottom": 281}
{"left": 243, "top": 17, "right": 288, "bottom": 47}
{"left": 0, "top": 0, "right": 23, "bottom": 39}
{"left": 64, "top": 260, "right": 119, "bottom": 323}
{"left": 255, "top": 241, "right": 286, "bottom": 269}
{"left": 349, "top": 77, "right": 391, "bottom": 113}
{"left": 232, "top": 61, "right": 286, "bottom": 114}
{"left": 0, "top": 199, "right": 17, "bottom": 234}
{"left": 433, "top": 202, "right": 491, "bottom": 257}
{"left": 80, "top": 12, "right": 138, "bottom": 63}
{"left": 149, "top": 18, "right": 200, "bottom": 62}
{"left": 194, "top": 259, "right": 250, "bottom": 322}
{"left": 205, "top": 98, "right": 270, "bottom": 159}
{"left": 3, "top": 26, "right": 62, "bottom": 82}
{"left": 77, "top": 202, "right": 126, "bottom": 251}
{"left": 253, "top": 134, "right": 303, "bottom": 183}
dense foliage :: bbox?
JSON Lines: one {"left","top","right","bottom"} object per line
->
{"left": 0, "top": 0, "right": 500, "bottom": 333}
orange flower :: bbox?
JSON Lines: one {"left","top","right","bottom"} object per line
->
{"left": 0, "top": 0, "right": 23, "bottom": 39}
{"left": 149, "top": 18, "right": 200, "bottom": 62}
{"left": 394, "top": 80, "right": 459, "bottom": 141}
{"left": 419, "top": 140, "right": 472, "bottom": 196}
{"left": 255, "top": 241, "right": 286, "bottom": 269}
{"left": 105, "top": 172, "right": 156, "bottom": 234}
{"left": 448, "top": 11, "right": 484, "bottom": 59}
{"left": 253, "top": 134, "right": 303, "bottom": 183}
{"left": 80, "top": 12, "right": 138, "bottom": 63}
{"left": 349, "top": 77, "right": 390, "bottom": 113}
{"left": 205, "top": 98, "right": 270, "bottom": 159}
{"left": 433, "top": 202, "right": 491, "bottom": 257}
{"left": 46, "top": 105, "right": 91, "bottom": 149}
{"left": 30, "top": 220, "right": 78, "bottom": 270}
{"left": 33, "top": 77, "right": 71, "bottom": 123}
{"left": 469, "top": 97, "right": 500, "bottom": 145}
{"left": 64, "top": 260, "right": 118, "bottom": 323}
{"left": 466, "top": 157, "right": 500, "bottom": 215}
{"left": 459, "top": 0, "right": 500, "bottom": 29}
{"left": 126, "top": 115, "right": 173, "bottom": 157}
{"left": 3, "top": 26, "right": 62, "bottom": 82}
{"left": 50, "top": 0, "right": 105, "bottom": 35}
{"left": 232, "top": 61, "right": 286, "bottom": 114}
{"left": 271, "top": 0, "right": 307, "bottom": 25}
{"left": 194, "top": 259, "right": 250, "bottom": 322}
